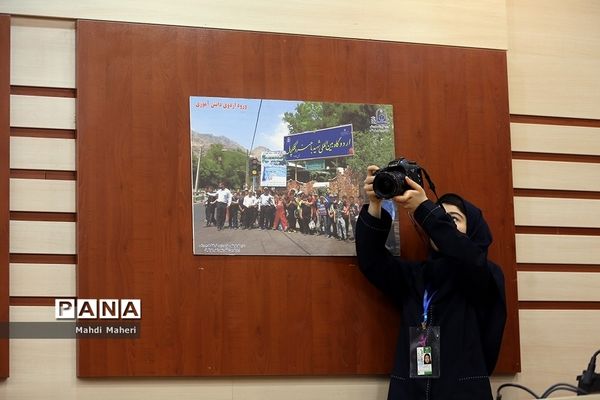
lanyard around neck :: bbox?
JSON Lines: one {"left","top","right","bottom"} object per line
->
{"left": 422, "top": 289, "right": 437, "bottom": 328}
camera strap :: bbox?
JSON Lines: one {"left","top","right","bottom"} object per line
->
{"left": 421, "top": 168, "right": 438, "bottom": 201}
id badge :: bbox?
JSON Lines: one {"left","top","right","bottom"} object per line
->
{"left": 409, "top": 325, "right": 440, "bottom": 378}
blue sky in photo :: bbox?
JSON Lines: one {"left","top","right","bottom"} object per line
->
{"left": 189, "top": 96, "right": 302, "bottom": 151}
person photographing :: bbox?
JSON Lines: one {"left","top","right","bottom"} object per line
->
{"left": 356, "top": 163, "right": 506, "bottom": 400}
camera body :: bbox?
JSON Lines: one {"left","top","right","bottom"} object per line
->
{"left": 373, "top": 158, "right": 424, "bottom": 199}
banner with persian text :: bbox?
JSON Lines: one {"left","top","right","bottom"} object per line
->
{"left": 284, "top": 124, "right": 353, "bottom": 161}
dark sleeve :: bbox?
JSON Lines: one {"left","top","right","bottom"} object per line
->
{"left": 414, "top": 200, "right": 507, "bottom": 372}
{"left": 355, "top": 204, "right": 419, "bottom": 301}
{"left": 479, "top": 261, "right": 507, "bottom": 374}
{"left": 413, "top": 200, "right": 493, "bottom": 298}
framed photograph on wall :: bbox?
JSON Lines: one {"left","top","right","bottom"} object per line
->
{"left": 190, "top": 96, "right": 397, "bottom": 256}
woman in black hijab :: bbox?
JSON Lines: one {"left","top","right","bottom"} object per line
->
{"left": 356, "top": 166, "right": 506, "bottom": 400}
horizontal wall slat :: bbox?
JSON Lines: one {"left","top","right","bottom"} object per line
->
{"left": 518, "top": 271, "right": 600, "bottom": 301}
{"left": 514, "top": 197, "right": 600, "bottom": 228}
{"left": 509, "top": 53, "right": 600, "bottom": 120}
{"left": 511, "top": 123, "right": 600, "bottom": 156}
{"left": 10, "top": 17, "right": 75, "bottom": 88}
{"left": 10, "top": 297, "right": 57, "bottom": 307}
{"left": 11, "top": 86, "right": 76, "bottom": 98}
{"left": 508, "top": 310, "right": 600, "bottom": 395}
{"left": 0, "top": 1, "right": 508, "bottom": 50}
{"left": 512, "top": 159, "right": 600, "bottom": 192}
{"left": 10, "top": 170, "right": 77, "bottom": 180}
{"left": 10, "top": 212, "right": 76, "bottom": 222}
{"left": 507, "top": 1, "right": 600, "bottom": 119}
{"left": 9, "top": 264, "right": 75, "bottom": 297}
{"left": 232, "top": 378, "right": 389, "bottom": 400}
{"left": 10, "top": 178, "right": 76, "bottom": 212}
{"left": 510, "top": 114, "right": 600, "bottom": 129}
{"left": 6, "top": 339, "right": 80, "bottom": 399}
{"left": 10, "top": 95, "right": 75, "bottom": 130}
{"left": 10, "top": 305, "right": 55, "bottom": 322}
{"left": 9, "top": 220, "right": 76, "bottom": 255}
{"left": 9, "top": 137, "right": 76, "bottom": 171}
{"left": 10, "top": 254, "right": 76, "bottom": 264}
{"left": 11, "top": 127, "right": 76, "bottom": 139}
{"left": 516, "top": 233, "right": 600, "bottom": 265}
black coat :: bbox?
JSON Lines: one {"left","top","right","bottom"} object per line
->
{"left": 356, "top": 198, "right": 506, "bottom": 400}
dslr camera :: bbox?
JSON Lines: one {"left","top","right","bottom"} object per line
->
{"left": 372, "top": 158, "right": 424, "bottom": 199}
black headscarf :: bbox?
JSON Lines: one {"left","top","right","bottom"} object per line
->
{"left": 436, "top": 193, "right": 506, "bottom": 374}
{"left": 437, "top": 193, "right": 493, "bottom": 253}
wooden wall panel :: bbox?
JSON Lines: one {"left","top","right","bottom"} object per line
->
{"left": 0, "top": 0, "right": 508, "bottom": 50}
{"left": 512, "top": 160, "right": 600, "bottom": 191}
{"left": 511, "top": 123, "right": 600, "bottom": 156}
{"left": 10, "top": 95, "right": 75, "bottom": 129}
{"left": 507, "top": 0, "right": 600, "bottom": 119}
{"left": 516, "top": 234, "right": 600, "bottom": 265}
{"left": 77, "top": 21, "right": 518, "bottom": 376}
{"left": 487, "top": 310, "right": 600, "bottom": 400}
{"left": 231, "top": 378, "right": 387, "bottom": 400}
{"left": 518, "top": 271, "right": 600, "bottom": 302}
{"left": 9, "top": 221, "right": 76, "bottom": 255}
{"left": 10, "top": 305, "right": 55, "bottom": 322}
{"left": 10, "top": 18, "right": 76, "bottom": 88}
{"left": 10, "top": 179, "right": 76, "bottom": 212}
{"left": 9, "top": 137, "right": 76, "bottom": 171}
{"left": 9, "top": 264, "right": 76, "bottom": 297}
{"left": 6, "top": 339, "right": 76, "bottom": 398}
{"left": 514, "top": 197, "right": 600, "bottom": 228}
{"left": 0, "top": 13, "right": 10, "bottom": 379}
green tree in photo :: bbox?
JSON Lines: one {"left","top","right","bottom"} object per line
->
{"left": 194, "top": 144, "right": 247, "bottom": 190}
{"left": 346, "top": 128, "right": 395, "bottom": 178}
{"left": 283, "top": 102, "right": 384, "bottom": 134}
{"left": 283, "top": 102, "right": 395, "bottom": 187}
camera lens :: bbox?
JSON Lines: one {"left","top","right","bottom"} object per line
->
{"left": 373, "top": 171, "right": 406, "bottom": 199}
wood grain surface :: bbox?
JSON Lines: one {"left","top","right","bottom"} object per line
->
{"left": 76, "top": 21, "right": 519, "bottom": 376}
{"left": 1, "top": 14, "right": 11, "bottom": 379}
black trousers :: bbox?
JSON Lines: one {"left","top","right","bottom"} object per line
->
{"left": 216, "top": 202, "right": 227, "bottom": 229}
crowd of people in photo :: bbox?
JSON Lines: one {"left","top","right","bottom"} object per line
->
{"left": 201, "top": 182, "right": 361, "bottom": 241}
